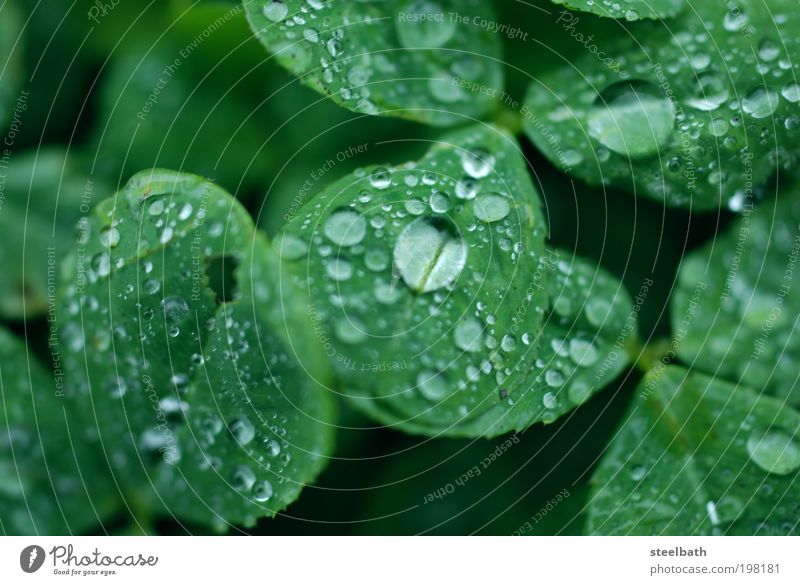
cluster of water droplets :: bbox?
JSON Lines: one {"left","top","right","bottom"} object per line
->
{"left": 532, "top": 2, "right": 800, "bottom": 209}
{"left": 257, "top": 0, "right": 498, "bottom": 118}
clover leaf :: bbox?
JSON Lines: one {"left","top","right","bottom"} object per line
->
{"left": 244, "top": 0, "right": 503, "bottom": 126}
{"left": 58, "top": 169, "right": 335, "bottom": 528}
{"left": 0, "top": 326, "right": 118, "bottom": 534}
{"left": 587, "top": 366, "right": 800, "bottom": 535}
{"left": 672, "top": 191, "right": 800, "bottom": 407}
{"left": 549, "top": 0, "right": 684, "bottom": 21}
{"left": 276, "top": 124, "right": 634, "bottom": 437}
{"left": 523, "top": 0, "right": 800, "bottom": 210}
{"left": 0, "top": 150, "right": 98, "bottom": 319}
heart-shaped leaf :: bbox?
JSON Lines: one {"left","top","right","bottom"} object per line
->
{"left": 523, "top": 0, "right": 800, "bottom": 210}
{"left": 0, "top": 150, "right": 98, "bottom": 319}
{"left": 58, "top": 169, "right": 335, "bottom": 528}
{"left": 0, "top": 0, "right": 23, "bottom": 128}
{"left": 588, "top": 366, "right": 800, "bottom": 535}
{"left": 243, "top": 0, "right": 503, "bottom": 126}
{"left": 0, "top": 327, "right": 118, "bottom": 534}
{"left": 549, "top": 0, "right": 684, "bottom": 21}
{"left": 672, "top": 192, "right": 800, "bottom": 407}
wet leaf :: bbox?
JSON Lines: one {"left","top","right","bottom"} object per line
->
{"left": 277, "top": 125, "right": 632, "bottom": 436}
{"left": 588, "top": 366, "right": 800, "bottom": 535}
{"left": 0, "top": 150, "right": 97, "bottom": 319}
{"left": 523, "top": 0, "right": 800, "bottom": 210}
{"left": 243, "top": 0, "right": 503, "bottom": 126}
{"left": 277, "top": 125, "right": 546, "bottom": 437}
{"left": 549, "top": 0, "right": 684, "bottom": 21}
{"left": 0, "top": 327, "right": 118, "bottom": 534}
{"left": 672, "top": 193, "right": 800, "bottom": 407}
{"left": 58, "top": 169, "right": 335, "bottom": 529}
{"left": 502, "top": 248, "right": 634, "bottom": 428}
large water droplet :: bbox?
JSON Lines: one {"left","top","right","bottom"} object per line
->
{"left": 461, "top": 148, "right": 495, "bottom": 179}
{"left": 395, "top": 1, "right": 455, "bottom": 49}
{"left": 742, "top": 88, "right": 779, "bottom": 119}
{"left": 588, "top": 81, "right": 675, "bottom": 158}
{"left": 747, "top": 428, "right": 800, "bottom": 475}
{"left": 454, "top": 317, "right": 483, "bottom": 352}
{"left": 569, "top": 338, "right": 599, "bottom": 366}
{"left": 263, "top": 1, "right": 288, "bottom": 23}
{"left": 275, "top": 233, "right": 308, "bottom": 261}
{"left": 230, "top": 417, "right": 256, "bottom": 446}
{"left": 253, "top": 479, "right": 274, "bottom": 502}
{"left": 473, "top": 194, "right": 511, "bottom": 223}
{"left": 781, "top": 83, "right": 800, "bottom": 103}
{"left": 686, "top": 72, "right": 730, "bottom": 111}
{"left": 417, "top": 370, "right": 448, "bottom": 400}
{"left": 393, "top": 218, "right": 467, "bottom": 293}
{"left": 324, "top": 210, "right": 367, "bottom": 247}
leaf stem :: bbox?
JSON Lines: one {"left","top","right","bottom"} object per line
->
{"left": 491, "top": 104, "right": 524, "bottom": 135}
{"left": 628, "top": 336, "right": 673, "bottom": 374}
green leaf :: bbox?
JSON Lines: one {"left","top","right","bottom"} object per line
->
{"left": 587, "top": 366, "right": 800, "bottom": 535}
{"left": 0, "top": 0, "right": 23, "bottom": 128}
{"left": 523, "top": 248, "right": 634, "bottom": 422}
{"left": 92, "top": 45, "right": 274, "bottom": 196}
{"left": 243, "top": 0, "right": 503, "bottom": 126}
{"left": 58, "top": 169, "right": 335, "bottom": 529}
{"left": 0, "top": 150, "right": 98, "bottom": 319}
{"left": 523, "top": 0, "right": 800, "bottom": 210}
{"left": 672, "top": 193, "right": 800, "bottom": 407}
{"left": 549, "top": 0, "right": 684, "bottom": 20}
{"left": 0, "top": 326, "right": 118, "bottom": 534}
{"left": 277, "top": 125, "right": 632, "bottom": 436}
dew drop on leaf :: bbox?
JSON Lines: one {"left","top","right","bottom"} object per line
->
{"left": 588, "top": 80, "right": 676, "bottom": 158}
{"left": 263, "top": 1, "right": 288, "bottom": 22}
{"left": 473, "top": 193, "right": 510, "bottom": 223}
{"left": 395, "top": 1, "right": 455, "bottom": 49}
{"left": 454, "top": 317, "right": 483, "bottom": 352}
{"left": 746, "top": 429, "right": 800, "bottom": 475}
{"left": 252, "top": 480, "right": 274, "bottom": 502}
{"left": 393, "top": 218, "right": 467, "bottom": 293}
{"left": 742, "top": 88, "right": 780, "bottom": 119}
{"left": 417, "top": 370, "right": 448, "bottom": 401}
{"left": 230, "top": 417, "right": 256, "bottom": 446}
{"left": 324, "top": 210, "right": 367, "bottom": 247}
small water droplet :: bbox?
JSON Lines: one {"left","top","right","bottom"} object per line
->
{"left": 747, "top": 428, "right": 800, "bottom": 475}
{"left": 232, "top": 466, "right": 256, "bottom": 491}
{"left": 324, "top": 210, "right": 367, "bottom": 247}
{"left": 430, "top": 191, "right": 450, "bottom": 213}
{"left": 99, "top": 227, "right": 120, "bottom": 248}
{"left": 369, "top": 167, "right": 391, "bottom": 189}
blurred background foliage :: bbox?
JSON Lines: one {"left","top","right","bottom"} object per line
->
{"left": 1, "top": 0, "right": 789, "bottom": 534}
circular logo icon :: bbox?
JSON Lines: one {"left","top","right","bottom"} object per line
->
{"left": 20, "top": 545, "right": 46, "bottom": 573}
